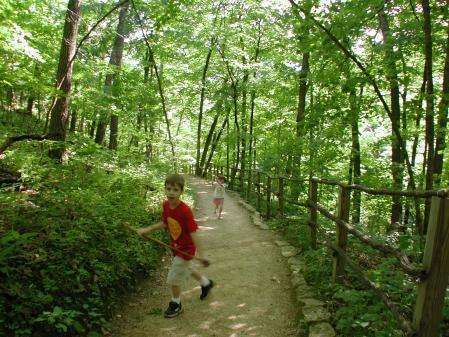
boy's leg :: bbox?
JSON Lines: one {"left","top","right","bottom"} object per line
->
{"left": 165, "top": 257, "right": 188, "bottom": 318}
{"left": 191, "top": 268, "right": 214, "bottom": 300}
{"left": 171, "top": 285, "right": 181, "bottom": 299}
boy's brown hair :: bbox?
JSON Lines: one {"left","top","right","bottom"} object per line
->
{"left": 165, "top": 173, "right": 185, "bottom": 191}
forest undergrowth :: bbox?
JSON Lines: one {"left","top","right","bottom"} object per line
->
{"left": 271, "top": 211, "right": 449, "bottom": 337}
{"left": 0, "top": 112, "right": 174, "bottom": 336}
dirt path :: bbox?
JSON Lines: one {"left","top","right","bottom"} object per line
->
{"left": 110, "top": 177, "right": 300, "bottom": 337}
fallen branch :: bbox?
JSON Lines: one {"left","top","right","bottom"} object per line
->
{"left": 0, "top": 134, "right": 50, "bottom": 155}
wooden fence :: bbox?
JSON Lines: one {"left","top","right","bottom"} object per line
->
{"left": 188, "top": 164, "right": 449, "bottom": 337}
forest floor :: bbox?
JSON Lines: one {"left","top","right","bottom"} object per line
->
{"left": 110, "top": 176, "right": 301, "bottom": 337}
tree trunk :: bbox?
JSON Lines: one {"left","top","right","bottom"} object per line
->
{"left": 109, "top": 114, "right": 119, "bottom": 150}
{"left": 422, "top": 0, "right": 435, "bottom": 232}
{"left": 247, "top": 20, "right": 262, "bottom": 193}
{"left": 47, "top": 0, "right": 82, "bottom": 160}
{"left": 231, "top": 83, "right": 240, "bottom": 185}
{"left": 220, "top": 48, "right": 240, "bottom": 185}
{"left": 26, "top": 97, "right": 34, "bottom": 116}
{"left": 200, "top": 110, "right": 220, "bottom": 175}
{"left": 95, "top": 1, "right": 129, "bottom": 146}
{"left": 349, "top": 88, "right": 361, "bottom": 224}
{"left": 69, "top": 108, "right": 77, "bottom": 132}
{"left": 108, "top": 1, "right": 129, "bottom": 150}
{"left": 205, "top": 117, "right": 229, "bottom": 175}
{"left": 79, "top": 114, "right": 85, "bottom": 133}
{"left": 432, "top": 24, "right": 449, "bottom": 187}
{"left": 143, "top": 110, "right": 154, "bottom": 160}
{"left": 379, "top": 4, "right": 403, "bottom": 230}
{"left": 240, "top": 70, "right": 249, "bottom": 190}
{"left": 143, "top": 48, "right": 155, "bottom": 158}
{"left": 147, "top": 56, "right": 176, "bottom": 163}
{"left": 133, "top": 11, "right": 176, "bottom": 164}
{"left": 226, "top": 107, "right": 230, "bottom": 180}
{"left": 196, "top": 42, "right": 214, "bottom": 175}
{"left": 248, "top": 89, "right": 256, "bottom": 189}
{"left": 89, "top": 117, "right": 96, "bottom": 138}
{"left": 292, "top": 50, "right": 310, "bottom": 198}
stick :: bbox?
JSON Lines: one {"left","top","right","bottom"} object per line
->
{"left": 122, "top": 223, "right": 210, "bottom": 267}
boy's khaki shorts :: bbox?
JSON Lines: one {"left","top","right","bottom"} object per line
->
{"left": 167, "top": 256, "right": 196, "bottom": 286}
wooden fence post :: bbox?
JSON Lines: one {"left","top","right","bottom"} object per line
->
{"left": 266, "top": 175, "right": 272, "bottom": 219}
{"left": 308, "top": 178, "right": 318, "bottom": 250}
{"left": 256, "top": 171, "right": 261, "bottom": 211}
{"left": 278, "top": 176, "right": 284, "bottom": 217}
{"left": 332, "top": 185, "right": 350, "bottom": 283}
{"left": 413, "top": 196, "right": 449, "bottom": 337}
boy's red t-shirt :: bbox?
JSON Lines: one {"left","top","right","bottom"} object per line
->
{"left": 162, "top": 200, "right": 198, "bottom": 260}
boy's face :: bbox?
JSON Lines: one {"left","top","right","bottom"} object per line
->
{"left": 165, "top": 183, "right": 182, "bottom": 201}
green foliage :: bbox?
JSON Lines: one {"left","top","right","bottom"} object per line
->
{"left": 0, "top": 115, "right": 169, "bottom": 336}
{"left": 1, "top": 0, "right": 449, "bottom": 335}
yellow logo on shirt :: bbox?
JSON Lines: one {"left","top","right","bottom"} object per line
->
{"left": 167, "top": 217, "right": 182, "bottom": 240}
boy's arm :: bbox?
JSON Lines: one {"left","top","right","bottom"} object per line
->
{"left": 137, "top": 221, "right": 166, "bottom": 236}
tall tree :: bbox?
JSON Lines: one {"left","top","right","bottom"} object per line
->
{"left": 348, "top": 86, "right": 362, "bottom": 224}
{"left": 47, "top": 0, "right": 83, "bottom": 160}
{"left": 432, "top": 21, "right": 449, "bottom": 187}
{"left": 196, "top": 38, "right": 216, "bottom": 175}
{"left": 95, "top": 1, "right": 129, "bottom": 147}
{"left": 247, "top": 18, "right": 262, "bottom": 196}
{"left": 378, "top": 2, "right": 403, "bottom": 229}
{"left": 421, "top": 0, "right": 435, "bottom": 230}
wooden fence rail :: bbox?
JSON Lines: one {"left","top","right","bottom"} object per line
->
{"left": 189, "top": 163, "right": 449, "bottom": 337}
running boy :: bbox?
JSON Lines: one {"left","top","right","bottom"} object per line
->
{"left": 137, "top": 174, "right": 214, "bottom": 318}
{"left": 212, "top": 175, "right": 226, "bottom": 219}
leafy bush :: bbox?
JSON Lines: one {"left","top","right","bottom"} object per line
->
{"left": 0, "top": 124, "right": 169, "bottom": 336}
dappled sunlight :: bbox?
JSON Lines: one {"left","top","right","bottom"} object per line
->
{"left": 228, "top": 314, "right": 247, "bottom": 320}
{"left": 198, "top": 225, "right": 216, "bottom": 231}
{"left": 197, "top": 190, "right": 209, "bottom": 195}
{"left": 199, "top": 320, "right": 213, "bottom": 330}
{"left": 247, "top": 325, "right": 262, "bottom": 331}
{"left": 209, "top": 300, "right": 224, "bottom": 308}
{"left": 106, "top": 178, "right": 300, "bottom": 336}
{"left": 230, "top": 322, "right": 247, "bottom": 330}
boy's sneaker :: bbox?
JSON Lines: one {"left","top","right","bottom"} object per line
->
{"left": 200, "top": 280, "right": 214, "bottom": 300}
{"left": 164, "top": 301, "right": 183, "bottom": 318}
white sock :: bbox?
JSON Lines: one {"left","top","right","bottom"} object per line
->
{"left": 171, "top": 297, "right": 181, "bottom": 304}
{"left": 200, "top": 276, "right": 210, "bottom": 287}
